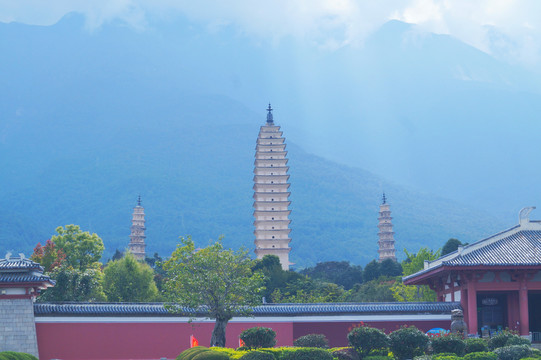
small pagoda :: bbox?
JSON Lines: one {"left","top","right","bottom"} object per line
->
{"left": 253, "top": 104, "right": 292, "bottom": 270}
{"left": 377, "top": 193, "right": 397, "bottom": 262}
{"left": 128, "top": 195, "right": 147, "bottom": 260}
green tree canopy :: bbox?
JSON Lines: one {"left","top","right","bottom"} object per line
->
{"left": 163, "top": 237, "right": 264, "bottom": 347}
{"left": 103, "top": 252, "right": 160, "bottom": 302}
{"left": 441, "top": 238, "right": 463, "bottom": 256}
{"left": 363, "top": 260, "right": 381, "bottom": 282}
{"left": 51, "top": 225, "right": 104, "bottom": 271}
{"left": 300, "top": 261, "right": 362, "bottom": 290}
{"left": 380, "top": 258, "right": 403, "bottom": 277}
{"left": 38, "top": 266, "right": 106, "bottom": 302}
{"left": 402, "top": 247, "right": 441, "bottom": 276}
{"left": 391, "top": 247, "right": 441, "bottom": 302}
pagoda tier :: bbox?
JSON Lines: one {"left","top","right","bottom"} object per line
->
{"left": 253, "top": 104, "right": 292, "bottom": 270}
{"left": 128, "top": 196, "right": 147, "bottom": 261}
{"left": 377, "top": 194, "right": 397, "bottom": 262}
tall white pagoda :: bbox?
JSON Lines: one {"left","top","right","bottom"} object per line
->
{"left": 253, "top": 104, "right": 292, "bottom": 270}
{"left": 128, "top": 195, "right": 146, "bottom": 260}
{"left": 377, "top": 193, "right": 397, "bottom": 262}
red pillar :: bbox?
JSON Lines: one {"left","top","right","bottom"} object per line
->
{"left": 467, "top": 280, "right": 478, "bottom": 336}
{"left": 519, "top": 278, "right": 529, "bottom": 336}
{"left": 461, "top": 288, "right": 468, "bottom": 320}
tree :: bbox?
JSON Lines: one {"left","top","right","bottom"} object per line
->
{"left": 103, "top": 252, "right": 160, "bottom": 302}
{"left": 51, "top": 225, "right": 104, "bottom": 271}
{"left": 252, "top": 255, "right": 289, "bottom": 301}
{"left": 401, "top": 247, "right": 440, "bottom": 276}
{"left": 38, "top": 265, "right": 106, "bottom": 302}
{"left": 300, "top": 261, "right": 362, "bottom": 290}
{"left": 391, "top": 247, "right": 441, "bottom": 302}
{"left": 380, "top": 258, "right": 402, "bottom": 277}
{"left": 163, "top": 237, "right": 264, "bottom": 347}
{"left": 345, "top": 277, "right": 396, "bottom": 302}
{"left": 441, "top": 238, "right": 462, "bottom": 256}
{"left": 363, "top": 260, "right": 381, "bottom": 282}
{"left": 31, "top": 239, "right": 66, "bottom": 273}
{"left": 35, "top": 225, "right": 106, "bottom": 302}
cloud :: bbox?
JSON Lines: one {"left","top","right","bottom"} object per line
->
{"left": 2, "top": 0, "right": 541, "bottom": 67}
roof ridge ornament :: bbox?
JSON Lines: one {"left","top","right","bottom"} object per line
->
{"left": 519, "top": 206, "right": 536, "bottom": 226}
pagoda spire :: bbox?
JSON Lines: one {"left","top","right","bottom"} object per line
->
{"left": 253, "top": 104, "right": 292, "bottom": 270}
{"left": 128, "top": 196, "right": 146, "bottom": 260}
{"left": 266, "top": 103, "right": 274, "bottom": 124}
{"left": 377, "top": 193, "right": 396, "bottom": 262}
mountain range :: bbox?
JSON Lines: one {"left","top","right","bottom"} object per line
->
{"left": 1, "top": 13, "right": 533, "bottom": 267}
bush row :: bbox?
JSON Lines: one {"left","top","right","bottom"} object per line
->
{"left": 0, "top": 352, "right": 38, "bottom": 360}
{"left": 177, "top": 327, "right": 540, "bottom": 360}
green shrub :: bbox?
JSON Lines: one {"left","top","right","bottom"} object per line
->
{"left": 493, "top": 345, "right": 532, "bottom": 360}
{"left": 192, "top": 350, "right": 230, "bottom": 360}
{"left": 389, "top": 326, "right": 429, "bottom": 360}
{"left": 531, "top": 349, "right": 541, "bottom": 358}
{"left": 432, "top": 355, "right": 460, "bottom": 360}
{"left": 505, "top": 337, "right": 530, "bottom": 347}
{"left": 239, "top": 351, "right": 275, "bottom": 360}
{"left": 465, "top": 339, "right": 489, "bottom": 354}
{"left": 294, "top": 334, "right": 330, "bottom": 348}
{"left": 178, "top": 347, "right": 211, "bottom": 360}
{"left": 348, "top": 326, "right": 389, "bottom": 358}
{"left": 211, "top": 347, "right": 247, "bottom": 359}
{"left": 463, "top": 351, "right": 498, "bottom": 360}
{"left": 240, "top": 327, "right": 277, "bottom": 349}
{"left": 431, "top": 335, "right": 466, "bottom": 356}
{"left": 281, "top": 348, "right": 333, "bottom": 360}
{"left": 414, "top": 356, "right": 433, "bottom": 360}
{"left": 332, "top": 347, "right": 361, "bottom": 360}
{"left": 364, "top": 356, "right": 393, "bottom": 360}
{"left": 0, "top": 352, "right": 37, "bottom": 360}
{"left": 488, "top": 331, "right": 519, "bottom": 350}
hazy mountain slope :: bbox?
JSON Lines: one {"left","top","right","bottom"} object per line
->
{"left": 0, "top": 15, "right": 513, "bottom": 267}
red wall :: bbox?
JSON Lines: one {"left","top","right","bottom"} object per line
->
{"left": 36, "top": 318, "right": 450, "bottom": 360}
{"left": 36, "top": 321, "right": 293, "bottom": 360}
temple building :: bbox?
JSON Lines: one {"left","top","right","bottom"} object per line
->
{"left": 378, "top": 193, "right": 397, "bottom": 262}
{"left": 253, "top": 104, "right": 292, "bottom": 270}
{"left": 404, "top": 207, "right": 541, "bottom": 338}
{"left": 128, "top": 195, "right": 146, "bottom": 260}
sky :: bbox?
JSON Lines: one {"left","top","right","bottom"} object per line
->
{"left": 2, "top": 0, "right": 541, "bottom": 70}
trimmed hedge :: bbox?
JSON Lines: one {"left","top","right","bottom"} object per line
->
{"left": 178, "top": 347, "right": 212, "bottom": 360}
{"left": 239, "top": 351, "right": 275, "bottom": 360}
{"left": 463, "top": 351, "right": 498, "bottom": 360}
{"left": 240, "top": 327, "right": 277, "bottom": 349}
{"left": 389, "top": 326, "right": 429, "bottom": 360}
{"left": 332, "top": 347, "right": 361, "bottom": 360}
{"left": 431, "top": 335, "right": 466, "bottom": 356}
{"left": 432, "top": 355, "right": 460, "bottom": 360}
{"left": 294, "top": 334, "right": 330, "bottom": 348}
{"left": 281, "top": 348, "right": 333, "bottom": 360}
{"left": 488, "top": 331, "right": 519, "bottom": 350}
{"left": 465, "top": 339, "right": 489, "bottom": 354}
{"left": 0, "top": 353, "right": 38, "bottom": 360}
{"left": 348, "top": 326, "right": 389, "bottom": 358}
{"left": 493, "top": 345, "right": 532, "bottom": 360}
{"left": 192, "top": 350, "right": 230, "bottom": 360}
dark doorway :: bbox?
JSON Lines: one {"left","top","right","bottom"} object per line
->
{"left": 529, "top": 293, "right": 541, "bottom": 333}
{"left": 477, "top": 293, "right": 508, "bottom": 334}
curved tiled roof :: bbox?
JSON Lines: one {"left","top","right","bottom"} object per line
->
{"left": 404, "top": 228, "right": 541, "bottom": 283}
{"left": 0, "top": 273, "right": 54, "bottom": 284}
{"left": 0, "top": 258, "right": 44, "bottom": 271}
{"left": 34, "top": 302, "right": 460, "bottom": 317}
{"left": 445, "top": 230, "right": 541, "bottom": 266}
